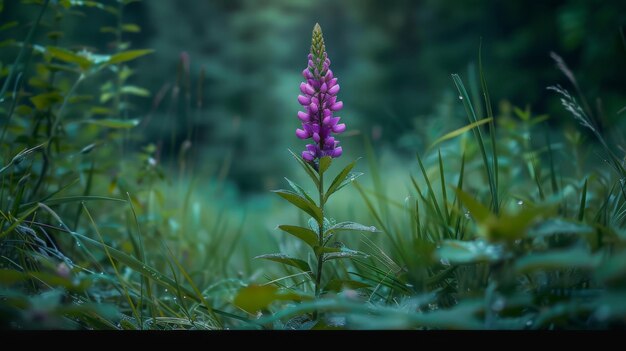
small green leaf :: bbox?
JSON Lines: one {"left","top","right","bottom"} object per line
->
{"left": 255, "top": 253, "right": 311, "bottom": 272}
{"left": 323, "top": 249, "right": 368, "bottom": 261}
{"left": 325, "top": 221, "right": 379, "bottom": 236}
{"left": 514, "top": 248, "right": 601, "bottom": 273}
{"left": 453, "top": 188, "right": 492, "bottom": 223}
{"left": 528, "top": 219, "right": 593, "bottom": 238}
{"left": 85, "top": 118, "right": 140, "bottom": 129}
{"left": 278, "top": 225, "right": 319, "bottom": 248}
{"left": 120, "top": 85, "right": 150, "bottom": 97}
{"left": 122, "top": 23, "right": 141, "bottom": 33}
{"left": 0, "top": 21, "right": 18, "bottom": 31}
{"left": 325, "top": 159, "right": 358, "bottom": 201}
{"left": 284, "top": 177, "right": 314, "bottom": 204}
{"left": 428, "top": 117, "right": 493, "bottom": 150}
{"left": 272, "top": 190, "right": 322, "bottom": 223}
{"left": 332, "top": 172, "right": 364, "bottom": 194}
{"left": 437, "top": 240, "right": 509, "bottom": 265}
{"left": 319, "top": 156, "right": 332, "bottom": 174}
{"left": 234, "top": 285, "right": 311, "bottom": 314}
{"left": 30, "top": 92, "right": 63, "bottom": 110}
{"left": 288, "top": 149, "right": 319, "bottom": 186}
{"left": 107, "top": 49, "right": 154, "bottom": 65}
{"left": 324, "top": 279, "right": 370, "bottom": 292}
{"left": 47, "top": 46, "right": 92, "bottom": 70}
{"left": 100, "top": 26, "right": 116, "bottom": 33}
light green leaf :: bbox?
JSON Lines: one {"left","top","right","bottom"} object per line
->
{"left": 107, "top": 49, "right": 154, "bottom": 65}
{"left": 30, "top": 91, "right": 63, "bottom": 110}
{"left": 47, "top": 46, "right": 92, "bottom": 70}
{"left": 437, "top": 240, "right": 509, "bottom": 265}
{"left": 428, "top": 117, "right": 493, "bottom": 150}
{"left": 120, "top": 85, "right": 150, "bottom": 97}
{"left": 528, "top": 219, "right": 594, "bottom": 238}
{"left": 323, "top": 250, "right": 368, "bottom": 261}
{"left": 85, "top": 118, "right": 140, "bottom": 129}
{"left": 325, "top": 221, "right": 379, "bottom": 236}
{"left": 514, "top": 248, "right": 601, "bottom": 273}
{"left": 122, "top": 23, "right": 141, "bottom": 33}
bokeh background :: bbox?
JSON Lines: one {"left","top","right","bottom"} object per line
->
{"left": 3, "top": 0, "right": 626, "bottom": 193}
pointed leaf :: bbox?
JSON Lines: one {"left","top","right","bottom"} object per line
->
{"left": 288, "top": 149, "right": 319, "bottom": 186}
{"left": 325, "top": 221, "right": 379, "bottom": 236}
{"left": 234, "top": 285, "right": 312, "bottom": 314}
{"left": 319, "top": 156, "right": 332, "bottom": 174}
{"left": 272, "top": 190, "right": 322, "bottom": 223}
{"left": 85, "top": 118, "right": 140, "bottom": 129}
{"left": 325, "top": 159, "right": 358, "bottom": 201}
{"left": 514, "top": 248, "right": 601, "bottom": 273}
{"left": 437, "top": 240, "right": 509, "bottom": 265}
{"left": 255, "top": 253, "right": 311, "bottom": 272}
{"left": 107, "top": 49, "right": 154, "bottom": 65}
{"left": 528, "top": 219, "right": 593, "bottom": 238}
{"left": 284, "top": 177, "right": 315, "bottom": 204}
{"left": 332, "top": 172, "right": 364, "bottom": 194}
{"left": 323, "top": 246, "right": 368, "bottom": 261}
{"left": 278, "top": 225, "right": 319, "bottom": 248}
{"left": 453, "top": 188, "right": 492, "bottom": 223}
{"left": 47, "top": 46, "right": 92, "bottom": 70}
{"left": 428, "top": 117, "right": 493, "bottom": 150}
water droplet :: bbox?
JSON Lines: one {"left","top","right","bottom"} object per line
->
{"left": 164, "top": 289, "right": 168, "bottom": 293}
{"left": 459, "top": 96, "right": 463, "bottom": 100}
{"left": 517, "top": 200, "right": 524, "bottom": 206}
{"left": 183, "top": 296, "right": 187, "bottom": 299}
{"left": 75, "top": 241, "right": 81, "bottom": 247}
{"left": 491, "top": 298, "right": 505, "bottom": 312}
{"left": 173, "top": 297, "right": 177, "bottom": 301}
{"left": 526, "top": 320, "right": 533, "bottom": 327}
{"left": 369, "top": 226, "right": 377, "bottom": 231}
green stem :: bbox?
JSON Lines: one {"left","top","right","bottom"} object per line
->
{"left": 314, "top": 171, "right": 324, "bottom": 298}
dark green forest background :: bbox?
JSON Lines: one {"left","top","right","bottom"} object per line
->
{"left": 3, "top": 0, "right": 625, "bottom": 192}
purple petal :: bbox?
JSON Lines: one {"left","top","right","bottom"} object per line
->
{"left": 320, "top": 83, "right": 328, "bottom": 93}
{"left": 298, "top": 95, "right": 310, "bottom": 106}
{"left": 302, "top": 151, "right": 315, "bottom": 162}
{"left": 310, "top": 102, "right": 319, "bottom": 113}
{"left": 312, "top": 132, "right": 320, "bottom": 143}
{"left": 331, "top": 146, "right": 343, "bottom": 158}
{"left": 296, "top": 129, "right": 309, "bottom": 139}
{"left": 332, "top": 123, "right": 346, "bottom": 133}
{"left": 328, "top": 84, "right": 340, "bottom": 95}
{"left": 297, "top": 111, "right": 309, "bottom": 122}
{"left": 305, "top": 84, "right": 315, "bottom": 95}
{"left": 330, "top": 101, "right": 343, "bottom": 111}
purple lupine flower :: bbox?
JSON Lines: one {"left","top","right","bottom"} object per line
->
{"left": 296, "top": 23, "right": 345, "bottom": 163}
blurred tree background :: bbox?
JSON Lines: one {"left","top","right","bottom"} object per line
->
{"left": 3, "top": 0, "right": 625, "bottom": 192}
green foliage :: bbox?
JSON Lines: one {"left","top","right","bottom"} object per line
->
{"left": 1, "top": 0, "right": 626, "bottom": 331}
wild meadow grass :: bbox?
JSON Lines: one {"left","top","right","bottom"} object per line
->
{"left": 1, "top": 1, "right": 626, "bottom": 330}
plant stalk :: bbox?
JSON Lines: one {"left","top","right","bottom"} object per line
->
{"left": 314, "top": 170, "right": 324, "bottom": 298}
